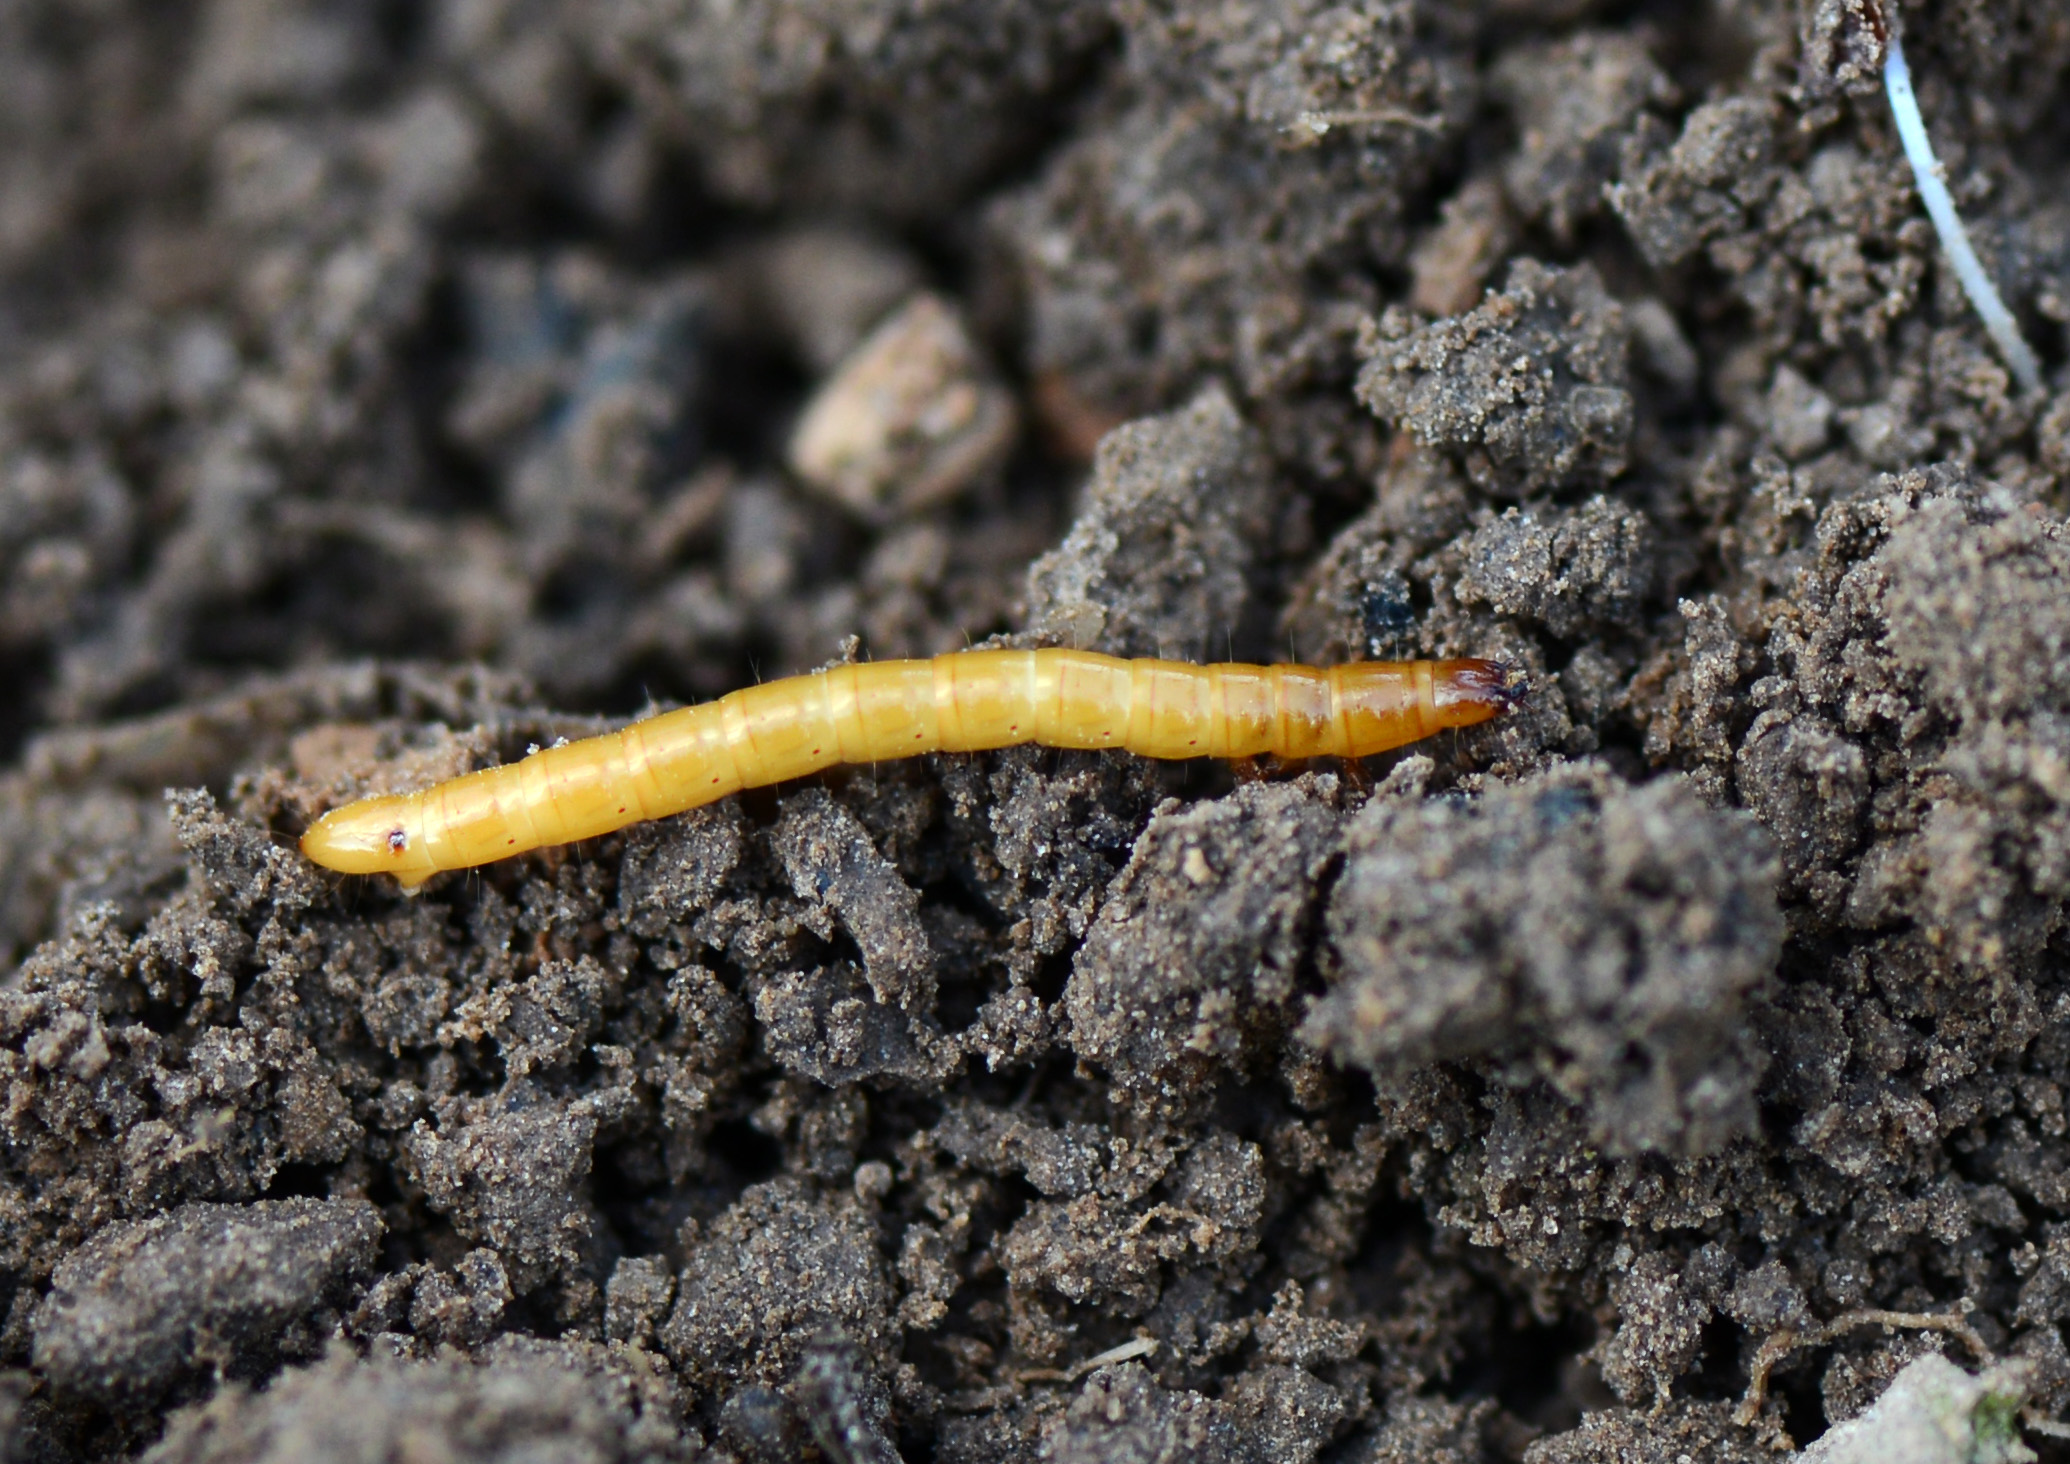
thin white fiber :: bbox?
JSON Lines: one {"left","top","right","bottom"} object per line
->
{"left": 1884, "top": 35, "right": 2043, "bottom": 393}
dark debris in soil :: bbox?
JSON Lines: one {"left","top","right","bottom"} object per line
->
{"left": 7, "top": 0, "right": 2070, "bottom": 1460}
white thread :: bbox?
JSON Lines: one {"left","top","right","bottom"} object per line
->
{"left": 1884, "top": 35, "right": 2042, "bottom": 394}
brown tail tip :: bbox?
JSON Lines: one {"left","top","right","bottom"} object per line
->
{"left": 1444, "top": 658, "right": 1527, "bottom": 711}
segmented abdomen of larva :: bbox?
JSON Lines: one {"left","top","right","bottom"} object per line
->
{"left": 299, "top": 648, "right": 1510, "bottom": 884}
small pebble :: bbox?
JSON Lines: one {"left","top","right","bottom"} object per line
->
{"left": 789, "top": 293, "right": 1018, "bottom": 520}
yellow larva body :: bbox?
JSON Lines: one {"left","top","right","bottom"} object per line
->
{"left": 300, "top": 649, "right": 1511, "bottom": 886}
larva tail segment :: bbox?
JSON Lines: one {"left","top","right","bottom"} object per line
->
{"left": 1319, "top": 656, "right": 1516, "bottom": 758}
{"left": 1437, "top": 657, "right": 1524, "bottom": 716}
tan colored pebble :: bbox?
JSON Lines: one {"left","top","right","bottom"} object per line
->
{"left": 787, "top": 291, "right": 1018, "bottom": 519}
{"left": 1407, "top": 176, "right": 1515, "bottom": 319}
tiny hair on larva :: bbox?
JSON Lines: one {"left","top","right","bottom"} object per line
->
{"left": 300, "top": 648, "right": 1516, "bottom": 886}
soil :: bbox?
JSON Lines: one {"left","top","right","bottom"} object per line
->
{"left": 3, "top": 0, "right": 2070, "bottom": 1460}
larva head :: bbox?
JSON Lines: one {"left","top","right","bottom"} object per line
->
{"left": 300, "top": 795, "right": 439, "bottom": 888}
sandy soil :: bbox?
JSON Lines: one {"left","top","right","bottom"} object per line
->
{"left": 3, "top": 0, "right": 2070, "bottom": 1459}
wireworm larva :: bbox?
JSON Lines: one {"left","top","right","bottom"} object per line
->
{"left": 300, "top": 649, "right": 1514, "bottom": 886}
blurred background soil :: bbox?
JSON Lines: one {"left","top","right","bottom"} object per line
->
{"left": 3, "top": 0, "right": 2070, "bottom": 1459}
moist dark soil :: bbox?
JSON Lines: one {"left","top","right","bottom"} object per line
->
{"left": 4, "top": 1, "right": 2070, "bottom": 1460}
